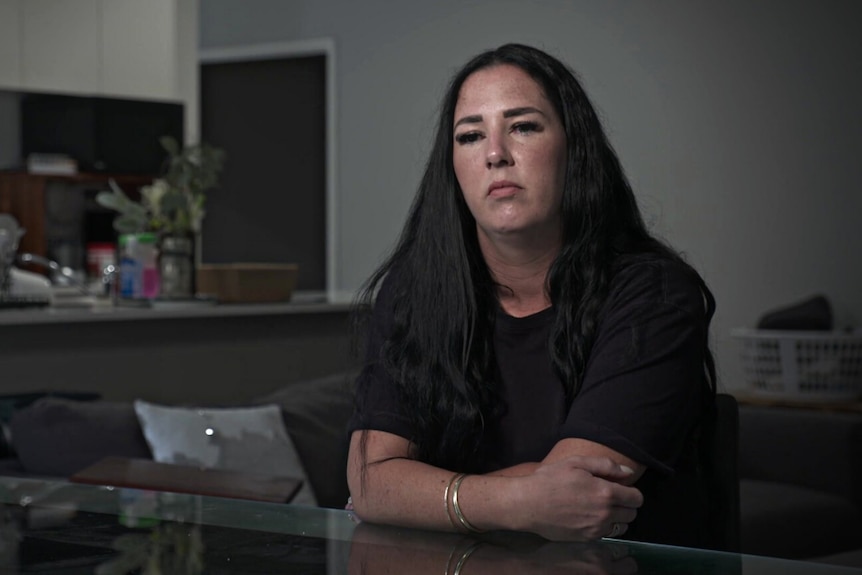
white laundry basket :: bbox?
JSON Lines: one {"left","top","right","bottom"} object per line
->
{"left": 731, "top": 328, "right": 862, "bottom": 401}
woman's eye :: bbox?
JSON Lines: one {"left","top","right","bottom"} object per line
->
{"left": 512, "top": 121, "right": 540, "bottom": 134}
{"left": 455, "top": 132, "right": 482, "bottom": 145}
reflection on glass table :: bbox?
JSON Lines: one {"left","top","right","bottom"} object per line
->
{"left": 0, "top": 476, "right": 859, "bottom": 574}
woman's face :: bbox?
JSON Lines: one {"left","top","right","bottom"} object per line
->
{"left": 453, "top": 64, "right": 567, "bottom": 246}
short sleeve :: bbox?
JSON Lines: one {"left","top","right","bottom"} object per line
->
{"left": 347, "top": 271, "right": 414, "bottom": 440}
{"left": 559, "top": 260, "right": 710, "bottom": 475}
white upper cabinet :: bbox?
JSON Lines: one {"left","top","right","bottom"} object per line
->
{"left": 20, "top": 0, "right": 100, "bottom": 94}
{"left": 0, "top": 0, "right": 195, "bottom": 104}
{"left": 0, "top": 0, "right": 196, "bottom": 141}
{"left": 0, "top": 0, "right": 21, "bottom": 88}
{"left": 100, "top": 0, "right": 177, "bottom": 100}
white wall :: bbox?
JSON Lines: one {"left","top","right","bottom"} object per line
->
{"left": 199, "top": 0, "right": 862, "bottom": 392}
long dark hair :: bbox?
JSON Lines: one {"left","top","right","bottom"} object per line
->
{"left": 353, "top": 43, "right": 716, "bottom": 472}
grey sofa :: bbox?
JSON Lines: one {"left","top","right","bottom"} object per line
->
{"left": 0, "top": 371, "right": 356, "bottom": 509}
{"left": 738, "top": 403, "right": 862, "bottom": 563}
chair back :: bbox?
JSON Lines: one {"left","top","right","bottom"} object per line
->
{"left": 701, "top": 393, "right": 741, "bottom": 552}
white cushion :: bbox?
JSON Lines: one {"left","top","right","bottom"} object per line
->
{"left": 133, "top": 400, "right": 315, "bottom": 506}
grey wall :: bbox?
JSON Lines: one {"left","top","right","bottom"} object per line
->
{"left": 199, "top": 0, "right": 862, "bottom": 392}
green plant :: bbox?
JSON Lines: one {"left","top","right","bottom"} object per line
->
{"left": 96, "top": 136, "right": 225, "bottom": 236}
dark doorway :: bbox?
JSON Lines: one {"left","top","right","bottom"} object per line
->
{"left": 200, "top": 55, "right": 326, "bottom": 292}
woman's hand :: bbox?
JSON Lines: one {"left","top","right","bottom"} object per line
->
{"left": 499, "top": 455, "right": 643, "bottom": 541}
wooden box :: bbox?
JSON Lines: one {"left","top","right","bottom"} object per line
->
{"left": 196, "top": 263, "right": 298, "bottom": 303}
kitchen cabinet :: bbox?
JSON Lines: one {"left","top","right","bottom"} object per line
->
{"left": 20, "top": 0, "right": 100, "bottom": 94}
{"left": 0, "top": 0, "right": 21, "bottom": 87}
{"left": 0, "top": 0, "right": 197, "bottom": 141}
{"left": 101, "top": 0, "right": 179, "bottom": 100}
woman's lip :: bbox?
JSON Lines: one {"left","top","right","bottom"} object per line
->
{"left": 488, "top": 182, "right": 521, "bottom": 197}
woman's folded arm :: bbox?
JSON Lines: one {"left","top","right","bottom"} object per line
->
{"left": 347, "top": 429, "right": 644, "bottom": 541}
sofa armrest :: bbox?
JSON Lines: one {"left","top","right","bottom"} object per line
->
{"left": 9, "top": 397, "right": 152, "bottom": 477}
{"left": 738, "top": 405, "right": 862, "bottom": 506}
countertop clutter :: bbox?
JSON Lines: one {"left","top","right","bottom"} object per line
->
{"left": 1, "top": 241, "right": 342, "bottom": 326}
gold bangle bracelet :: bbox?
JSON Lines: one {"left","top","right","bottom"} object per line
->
{"left": 443, "top": 472, "right": 461, "bottom": 530}
{"left": 451, "top": 473, "right": 483, "bottom": 533}
{"left": 443, "top": 543, "right": 459, "bottom": 575}
{"left": 452, "top": 541, "right": 481, "bottom": 575}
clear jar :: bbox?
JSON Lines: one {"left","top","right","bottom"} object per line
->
{"left": 158, "top": 235, "right": 194, "bottom": 299}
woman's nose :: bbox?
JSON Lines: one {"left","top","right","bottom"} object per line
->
{"left": 486, "top": 135, "right": 513, "bottom": 168}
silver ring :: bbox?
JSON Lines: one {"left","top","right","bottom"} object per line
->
{"left": 607, "top": 522, "right": 623, "bottom": 538}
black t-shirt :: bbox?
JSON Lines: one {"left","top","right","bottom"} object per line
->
{"left": 349, "top": 258, "right": 713, "bottom": 547}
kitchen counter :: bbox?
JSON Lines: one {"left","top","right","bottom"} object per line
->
{"left": 0, "top": 299, "right": 353, "bottom": 326}
{"left": 0, "top": 296, "right": 359, "bottom": 405}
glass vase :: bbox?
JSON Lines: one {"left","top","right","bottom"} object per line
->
{"left": 158, "top": 234, "right": 195, "bottom": 299}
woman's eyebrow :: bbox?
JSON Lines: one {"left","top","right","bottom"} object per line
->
{"left": 454, "top": 106, "right": 546, "bottom": 128}
{"left": 503, "top": 106, "right": 544, "bottom": 119}
{"left": 454, "top": 114, "right": 483, "bottom": 128}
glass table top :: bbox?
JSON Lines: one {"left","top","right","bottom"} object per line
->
{"left": 0, "top": 475, "right": 858, "bottom": 574}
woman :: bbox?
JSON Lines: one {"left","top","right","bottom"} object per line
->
{"left": 347, "top": 43, "right": 717, "bottom": 547}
